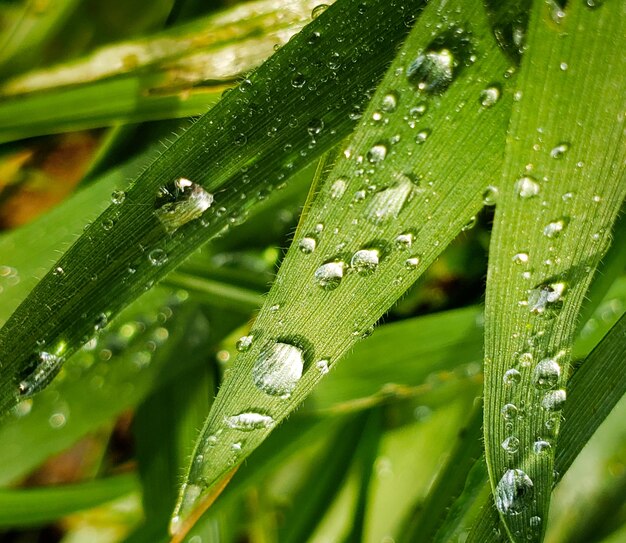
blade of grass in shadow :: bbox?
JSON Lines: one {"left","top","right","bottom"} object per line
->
{"left": 0, "top": 473, "right": 138, "bottom": 527}
{"left": 0, "top": 0, "right": 330, "bottom": 143}
{"left": 482, "top": 0, "right": 626, "bottom": 540}
{"left": 467, "top": 312, "right": 626, "bottom": 542}
{"left": 0, "top": 0, "right": 425, "bottom": 416}
{"left": 171, "top": 0, "right": 517, "bottom": 532}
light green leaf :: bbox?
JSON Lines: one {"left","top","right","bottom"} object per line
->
{"left": 172, "top": 0, "right": 515, "bottom": 532}
{"left": 482, "top": 0, "right": 626, "bottom": 540}
{"left": 0, "top": 0, "right": 422, "bottom": 414}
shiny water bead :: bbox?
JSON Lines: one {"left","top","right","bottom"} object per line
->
{"left": 406, "top": 48, "right": 455, "bottom": 94}
{"left": 299, "top": 236, "right": 317, "bottom": 254}
{"left": 367, "top": 143, "right": 388, "bottom": 163}
{"left": 154, "top": 177, "right": 213, "bottom": 233}
{"left": 532, "top": 440, "right": 551, "bottom": 455}
{"left": 544, "top": 219, "right": 567, "bottom": 238}
{"left": 330, "top": 178, "right": 347, "bottom": 199}
{"left": 395, "top": 232, "right": 414, "bottom": 250}
{"left": 479, "top": 85, "right": 501, "bottom": 107}
{"left": 351, "top": 249, "right": 379, "bottom": 275}
{"left": 532, "top": 358, "right": 561, "bottom": 389}
{"left": 311, "top": 4, "right": 329, "bottom": 19}
{"left": 482, "top": 185, "right": 499, "bottom": 206}
{"left": 225, "top": 412, "right": 274, "bottom": 431}
{"left": 314, "top": 261, "right": 344, "bottom": 290}
{"left": 236, "top": 335, "right": 253, "bottom": 352}
{"left": 528, "top": 282, "right": 565, "bottom": 314}
{"left": 415, "top": 129, "right": 431, "bottom": 144}
{"left": 19, "top": 352, "right": 64, "bottom": 397}
{"left": 404, "top": 257, "right": 420, "bottom": 269}
{"left": 316, "top": 359, "right": 330, "bottom": 375}
{"left": 111, "top": 190, "right": 126, "bottom": 204}
{"left": 512, "top": 252, "right": 529, "bottom": 265}
{"left": 252, "top": 342, "right": 304, "bottom": 398}
{"left": 495, "top": 469, "right": 534, "bottom": 515}
{"left": 148, "top": 249, "right": 168, "bottom": 266}
{"left": 503, "top": 368, "right": 522, "bottom": 386}
{"left": 541, "top": 389, "right": 566, "bottom": 411}
{"left": 381, "top": 92, "right": 399, "bottom": 112}
{"left": 515, "top": 176, "right": 540, "bottom": 198}
{"left": 550, "top": 142, "right": 570, "bottom": 159}
{"left": 501, "top": 436, "right": 520, "bottom": 454}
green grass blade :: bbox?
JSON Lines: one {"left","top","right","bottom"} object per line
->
{"left": 482, "top": 0, "right": 626, "bottom": 540}
{"left": 0, "top": 0, "right": 422, "bottom": 415}
{"left": 468, "top": 311, "right": 626, "bottom": 542}
{"left": 0, "top": 473, "right": 138, "bottom": 527}
{"left": 0, "top": 0, "right": 326, "bottom": 143}
{"left": 172, "top": 0, "right": 517, "bottom": 531}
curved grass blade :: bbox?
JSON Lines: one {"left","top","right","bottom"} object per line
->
{"left": 171, "top": 0, "right": 517, "bottom": 532}
{"left": 0, "top": 0, "right": 424, "bottom": 415}
{"left": 0, "top": 473, "right": 138, "bottom": 527}
{"left": 0, "top": 0, "right": 327, "bottom": 143}
{"left": 482, "top": 0, "right": 626, "bottom": 540}
{"left": 468, "top": 311, "right": 626, "bottom": 542}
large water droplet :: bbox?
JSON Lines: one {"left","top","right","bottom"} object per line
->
{"left": 148, "top": 249, "right": 168, "bottom": 266}
{"left": 532, "top": 358, "right": 561, "bottom": 389}
{"left": 365, "top": 174, "right": 414, "bottom": 224}
{"left": 381, "top": 92, "right": 399, "bottom": 112}
{"left": 154, "top": 178, "right": 213, "bottom": 233}
{"left": 252, "top": 342, "right": 304, "bottom": 398}
{"left": 314, "top": 261, "right": 344, "bottom": 290}
{"left": 503, "top": 368, "right": 521, "bottom": 386}
{"left": 226, "top": 412, "right": 275, "bottom": 431}
{"left": 311, "top": 3, "right": 329, "bottom": 19}
{"left": 299, "top": 236, "right": 317, "bottom": 254}
{"left": 501, "top": 436, "right": 520, "bottom": 454}
{"left": 495, "top": 469, "right": 534, "bottom": 516}
{"left": 533, "top": 440, "right": 551, "bottom": 455}
{"left": 479, "top": 85, "right": 501, "bottom": 107}
{"left": 501, "top": 403, "right": 518, "bottom": 420}
{"left": 541, "top": 389, "right": 566, "bottom": 411}
{"left": 111, "top": 190, "right": 126, "bottom": 204}
{"left": 236, "top": 335, "right": 253, "bottom": 352}
{"left": 351, "top": 249, "right": 379, "bottom": 275}
{"left": 19, "top": 352, "right": 64, "bottom": 397}
{"left": 406, "top": 49, "right": 455, "bottom": 94}
{"left": 528, "top": 282, "right": 566, "bottom": 314}
{"left": 515, "top": 176, "right": 540, "bottom": 198}
{"left": 367, "top": 143, "right": 388, "bottom": 163}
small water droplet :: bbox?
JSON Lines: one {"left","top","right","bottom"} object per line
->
{"left": 367, "top": 143, "right": 388, "bottom": 163}
{"left": 19, "top": 352, "right": 64, "bottom": 397}
{"left": 299, "top": 236, "right": 317, "bottom": 254}
{"left": 541, "top": 389, "right": 566, "bottom": 411}
{"left": 111, "top": 190, "right": 126, "bottom": 204}
{"left": 307, "top": 118, "right": 324, "bottom": 137}
{"left": 543, "top": 219, "right": 567, "bottom": 238}
{"left": 381, "top": 92, "right": 399, "bottom": 112}
{"left": 53, "top": 266, "right": 64, "bottom": 276}
{"left": 330, "top": 178, "right": 347, "bottom": 199}
{"left": 252, "top": 342, "right": 304, "bottom": 398}
{"left": 518, "top": 352, "right": 533, "bottom": 367}
{"left": 495, "top": 469, "right": 534, "bottom": 516}
{"left": 404, "top": 256, "right": 421, "bottom": 269}
{"left": 532, "top": 358, "right": 561, "bottom": 389}
{"left": 532, "top": 440, "right": 551, "bottom": 455}
{"left": 226, "top": 412, "right": 275, "bottom": 430}
{"left": 515, "top": 176, "right": 540, "bottom": 198}
{"left": 503, "top": 368, "right": 522, "bottom": 386}
{"left": 311, "top": 3, "right": 329, "bottom": 19}
{"left": 316, "top": 359, "right": 330, "bottom": 374}
{"left": 395, "top": 232, "right": 414, "bottom": 250}
{"left": 148, "top": 249, "right": 168, "bottom": 266}
{"left": 236, "top": 335, "right": 253, "bottom": 352}
{"left": 351, "top": 249, "right": 379, "bottom": 275}
{"left": 291, "top": 74, "right": 306, "bottom": 88}
{"left": 154, "top": 178, "right": 213, "bottom": 233}
{"left": 550, "top": 142, "right": 570, "bottom": 159}
{"left": 482, "top": 186, "right": 499, "bottom": 206}
{"left": 314, "top": 261, "right": 344, "bottom": 290}
{"left": 528, "top": 282, "right": 566, "bottom": 314}
{"left": 530, "top": 516, "right": 542, "bottom": 528}
{"left": 501, "top": 403, "right": 518, "bottom": 420}
{"left": 102, "top": 218, "right": 115, "bottom": 231}
{"left": 479, "top": 85, "right": 501, "bottom": 107}
{"left": 415, "top": 129, "right": 431, "bottom": 144}
{"left": 501, "top": 436, "right": 520, "bottom": 454}
{"left": 94, "top": 312, "right": 108, "bottom": 331}
{"left": 410, "top": 102, "right": 428, "bottom": 117}
{"left": 512, "top": 252, "right": 529, "bottom": 265}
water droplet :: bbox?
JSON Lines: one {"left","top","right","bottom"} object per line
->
{"left": 311, "top": 3, "right": 329, "bottom": 19}
{"left": 330, "top": 178, "right": 347, "bottom": 199}
{"left": 550, "top": 142, "right": 569, "bottom": 159}
{"left": 236, "top": 335, "right": 253, "bottom": 352}
{"left": 530, "top": 516, "right": 542, "bottom": 528}
{"left": 316, "top": 359, "right": 330, "bottom": 374}
{"left": 528, "top": 282, "right": 566, "bottom": 314}
{"left": 299, "top": 236, "right": 317, "bottom": 254}
{"left": 406, "top": 48, "right": 455, "bottom": 94}
{"left": 148, "top": 249, "right": 168, "bottom": 266}
{"left": 395, "top": 232, "right": 414, "bottom": 250}
{"left": 532, "top": 358, "right": 561, "bottom": 389}
{"left": 94, "top": 312, "right": 108, "bottom": 331}
{"left": 291, "top": 74, "right": 305, "bottom": 88}
{"left": 495, "top": 469, "right": 534, "bottom": 515}
{"left": 307, "top": 118, "right": 324, "bottom": 137}
{"left": 381, "top": 92, "right": 399, "bottom": 112}
{"left": 518, "top": 352, "right": 533, "bottom": 367}
{"left": 111, "top": 190, "right": 126, "bottom": 204}
{"left": 585, "top": 0, "right": 604, "bottom": 8}
{"left": 503, "top": 368, "right": 522, "bottom": 386}
{"left": 479, "top": 85, "right": 501, "bottom": 107}
{"left": 515, "top": 176, "right": 540, "bottom": 198}
{"left": 461, "top": 216, "right": 477, "bottom": 231}
{"left": 501, "top": 436, "right": 520, "bottom": 454}
{"left": 482, "top": 185, "right": 499, "bottom": 206}
{"left": 404, "top": 256, "right": 421, "bottom": 269}
{"left": 252, "top": 342, "right": 304, "bottom": 398}
{"left": 367, "top": 143, "right": 388, "bottom": 163}
{"left": 410, "top": 103, "right": 428, "bottom": 117}
{"left": 53, "top": 266, "right": 64, "bottom": 276}
{"left": 365, "top": 174, "right": 414, "bottom": 224}
{"left": 351, "top": 249, "right": 379, "bottom": 275}
{"left": 314, "top": 261, "right": 344, "bottom": 290}
{"left": 512, "top": 252, "right": 529, "bottom": 264}
{"left": 541, "top": 389, "right": 566, "bottom": 411}
{"left": 154, "top": 178, "right": 213, "bottom": 233}
{"left": 19, "top": 352, "right": 64, "bottom": 397}
{"left": 102, "top": 218, "right": 114, "bottom": 231}
{"left": 501, "top": 403, "right": 518, "bottom": 420}
{"left": 533, "top": 440, "right": 551, "bottom": 455}
{"left": 543, "top": 219, "right": 567, "bottom": 238}
{"left": 226, "top": 412, "right": 275, "bottom": 431}
{"left": 415, "top": 129, "right": 431, "bottom": 144}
